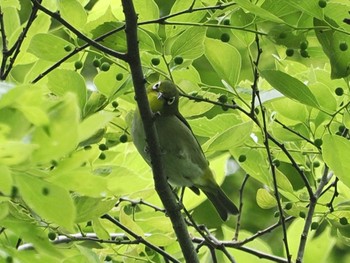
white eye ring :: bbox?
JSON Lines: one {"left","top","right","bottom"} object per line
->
{"left": 152, "top": 81, "right": 161, "bottom": 90}
{"left": 167, "top": 97, "right": 175, "bottom": 105}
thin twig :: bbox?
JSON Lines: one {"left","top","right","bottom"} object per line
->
{"left": 233, "top": 174, "right": 249, "bottom": 241}
{"left": 102, "top": 215, "right": 180, "bottom": 263}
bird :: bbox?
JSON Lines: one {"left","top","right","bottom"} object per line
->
{"left": 131, "top": 80, "right": 239, "bottom": 220}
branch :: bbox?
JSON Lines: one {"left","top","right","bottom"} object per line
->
{"left": 296, "top": 166, "right": 333, "bottom": 263}
{"left": 31, "top": 0, "right": 126, "bottom": 61}
{"left": 252, "top": 35, "right": 291, "bottom": 262}
{"left": 1, "top": 1, "right": 42, "bottom": 80}
{"left": 121, "top": 1, "right": 199, "bottom": 262}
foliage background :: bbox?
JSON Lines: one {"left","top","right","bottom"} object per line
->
{"left": 0, "top": 0, "right": 350, "bottom": 262}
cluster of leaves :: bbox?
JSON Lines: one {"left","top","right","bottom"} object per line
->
{"left": 0, "top": 0, "right": 350, "bottom": 262}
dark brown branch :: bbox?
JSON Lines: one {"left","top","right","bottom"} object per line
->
{"left": 121, "top": 1, "right": 199, "bottom": 262}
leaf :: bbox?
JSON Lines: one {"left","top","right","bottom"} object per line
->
{"left": 202, "top": 121, "right": 253, "bottom": 152}
{"left": 134, "top": 0, "right": 159, "bottom": 33}
{"left": 28, "top": 33, "right": 78, "bottom": 62}
{"left": 171, "top": 27, "right": 206, "bottom": 60}
{"left": 204, "top": 38, "right": 241, "bottom": 87}
{"left": 314, "top": 18, "right": 350, "bottom": 79}
{"left": 256, "top": 188, "right": 277, "bottom": 209}
{"left": 59, "top": 0, "right": 87, "bottom": 29}
{"left": 78, "top": 111, "right": 114, "bottom": 143}
{"left": 0, "top": 141, "right": 37, "bottom": 166}
{"left": 323, "top": 135, "right": 350, "bottom": 189}
{"left": 280, "top": 0, "right": 324, "bottom": 20}
{"left": 0, "top": 165, "right": 12, "bottom": 195}
{"left": 261, "top": 70, "right": 320, "bottom": 109}
{"left": 188, "top": 113, "right": 242, "bottom": 137}
{"left": 74, "top": 196, "right": 115, "bottom": 223}
{"left": 32, "top": 94, "right": 80, "bottom": 163}
{"left": 15, "top": 174, "right": 76, "bottom": 231}
{"left": 120, "top": 208, "right": 144, "bottom": 240}
{"left": 47, "top": 69, "right": 87, "bottom": 111}
{"left": 234, "top": 0, "right": 285, "bottom": 23}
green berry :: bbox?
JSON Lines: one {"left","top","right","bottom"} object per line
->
{"left": 339, "top": 42, "right": 348, "bottom": 51}
{"left": 74, "top": 60, "right": 83, "bottom": 70}
{"left": 48, "top": 232, "right": 57, "bottom": 240}
{"left": 218, "top": 94, "right": 228, "bottom": 103}
{"left": 99, "top": 152, "right": 106, "bottom": 160}
{"left": 112, "top": 101, "right": 119, "bottom": 108}
{"left": 238, "top": 155, "right": 246, "bottom": 162}
{"left": 279, "top": 32, "right": 287, "bottom": 39}
{"left": 221, "top": 105, "right": 229, "bottom": 111}
{"left": 116, "top": 73, "right": 123, "bottom": 81}
{"left": 151, "top": 58, "right": 160, "bottom": 66}
{"left": 285, "top": 202, "right": 293, "bottom": 210}
{"left": 99, "top": 144, "right": 108, "bottom": 151}
{"left": 299, "top": 41, "right": 309, "bottom": 50}
{"left": 174, "top": 56, "right": 184, "bottom": 65}
{"left": 318, "top": 0, "right": 327, "bottom": 8}
{"left": 223, "top": 19, "right": 230, "bottom": 25}
{"left": 64, "top": 45, "right": 72, "bottom": 52}
{"left": 311, "top": 222, "right": 319, "bottom": 230}
{"left": 274, "top": 211, "right": 280, "bottom": 218}
{"left": 313, "top": 161, "right": 320, "bottom": 168}
{"left": 314, "top": 138, "right": 323, "bottom": 147}
{"left": 254, "top": 108, "right": 260, "bottom": 115}
{"left": 5, "top": 256, "right": 13, "bottom": 263}
{"left": 340, "top": 217, "right": 348, "bottom": 225}
{"left": 11, "top": 186, "right": 18, "bottom": 198}
{"left": 42, "top": 187, "right": 50, "bottom": 196}
{"left": 272, "top": 159, "right": 280, "bottom": 167}
{"left": 119, "top": 134, "right": 128, "bottom": 143}
{"left": 300, "top": 49, "right": 309, "bottom": 58}
{"left": 220, "top": 33, "right": 230, "bottom": 42}
{"left": 286, "top": 48, "right": 294, "bottom": 57}
{"left": 100, "top": 62, "right": 110, "bottom": 71}
{"left": 93, "top": 59, "right": 101, "bottom": 67}
{"left": 299, "top": 211, "right": 306, "bottom": 218}
{"left": 335, "top": 87, "right": 344, "bottom": 96}
{"left": 105, "top": 255, "right": 112, "bottom": 261}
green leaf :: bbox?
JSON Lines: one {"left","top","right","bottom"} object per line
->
{"left": 170, "top": 27, "right": 206, "bottom": 60}
{"left": 47, "top": 69, "right": 87, "bottom": 111}
{"left": 0, "top": 165, "right": 12, "bottom": 195}
{"left": 234, "top": 0, "right": 285, "bottom": 23}
{"left": 0, "top": 141, "right": 37, "bottom": 166}
{"left": 188, "top": 113, "right": 242, "bottom": 137}
{"left": 280, "top": 0, "right": 324, "bottom": 20}
{"left": 15, "top": 174, "right": 76, "bottom": 231}
{"left": 314, "top": 18, "right": 350, "bottom": 79}
{"left": 204, "top": 38, "right": 241, "bottom": 87}
{"left": 0, "top": 215, "right": 63, "bottom": 258}
{"left": 32, "top": 93, "right": 80, "bottom": 163}
{"left": 323, "top": 135, "right": 350, "bottom": 189}
{"left": 78, "top": 111, "right": 114, "bottom": 143}
{"left": 134, "top": 0, "right": 159, "bottom": 33}
{"left": 59, "top": 0, "right": 87, "bottom": 29}
{"left": 120, "top": 208, "right": 144, "bottom": 239}
{"left": 256, "top": 188, "right": 277, "bottom": 209}
{"left": 28, "top": 33, "right": 78, "bottom": 62}
{"left": 74, "top": 196, "right": 115, "bottom": 223}
{"left": 261, "top": 70, "right": 320, "bottom": 109}
{"left": 202, "top": 121, "right": 253, "bottom": 152}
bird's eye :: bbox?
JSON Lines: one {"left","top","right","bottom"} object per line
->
{"left": 152, "top": 81, "right": 161, "bottom": 90}
{"left": 167, "top": 97, "right": 176, "bottom": 105}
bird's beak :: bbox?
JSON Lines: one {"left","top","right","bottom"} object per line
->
{"left": 157, "top": 92, "right": 163, "bottom": 100}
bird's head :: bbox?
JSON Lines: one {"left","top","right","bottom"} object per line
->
{"left": 147, "top": 80, "right": 179, "bottom": 115}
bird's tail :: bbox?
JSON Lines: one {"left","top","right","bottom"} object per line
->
{"left": 202, "top": 185, "right": 239, "bottom": 221}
